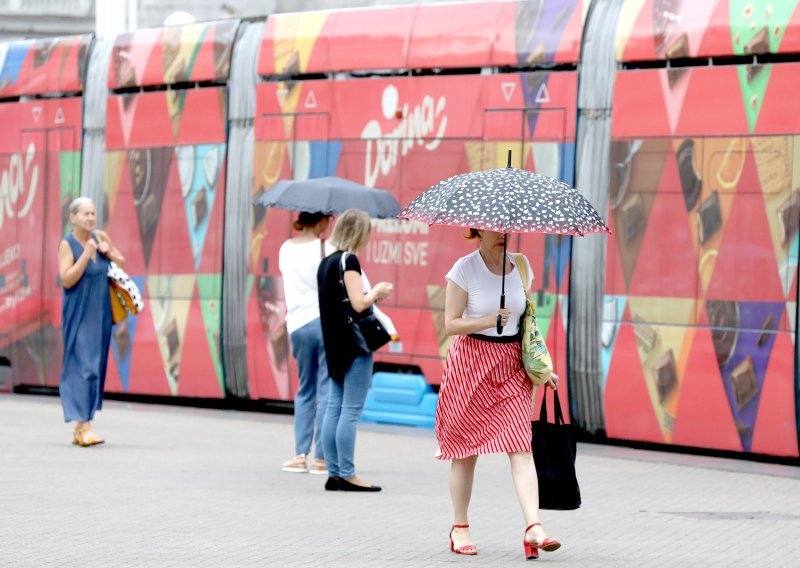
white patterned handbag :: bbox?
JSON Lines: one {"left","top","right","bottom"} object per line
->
{"left": 107, "top": 261, "right": 144, "bottom": 324}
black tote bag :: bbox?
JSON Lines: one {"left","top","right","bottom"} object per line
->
{"left": 531, "top": 389, "right": 581, "bottom": 510}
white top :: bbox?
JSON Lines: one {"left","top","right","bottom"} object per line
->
{"left": 279, "top": 238, "right": 335, "bottom": 334}
{"left": 446, "top": 250, "right": 533, "bottom": 337}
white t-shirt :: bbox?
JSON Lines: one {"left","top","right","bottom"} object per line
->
{"left": 445, "top": 250, "right": 533, "bottom": 337}
{"left": 279, "top": 238, "right": 335, "bottom": 334}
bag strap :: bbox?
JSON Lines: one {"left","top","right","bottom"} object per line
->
{"left": 538, "top": 389, "right": 565, "bottom": 426}
{"left": 512, "top": 253, "right": 530, "bottom": 296}
{"left": 338, "top": 252, "right": 349, "bottom": 304}
{"left": 320, "top": 238, "right": 326, "bottom": 260}
{"left": 513, "top": 254, "right": 534, "bottom": 324}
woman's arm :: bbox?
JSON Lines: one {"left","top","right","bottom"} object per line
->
{"left": 96, "top": 230, "right": 126, "bottom": 266}
{"left": 443, "top": 280, "right": 509, "bottom": 336}
{"left": 343, "top": 270, "right": 392, "bottom": 313}
{"left": 59, "top": 239, "right": 93, "bottom": 289}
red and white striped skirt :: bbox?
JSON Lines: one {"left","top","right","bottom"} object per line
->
{"left": 435, "top": 334, "right": 533, "bottom": 460}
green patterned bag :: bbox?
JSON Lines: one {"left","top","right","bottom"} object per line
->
{"left": 513, "top": 254, "right": 553, "bottom": 386}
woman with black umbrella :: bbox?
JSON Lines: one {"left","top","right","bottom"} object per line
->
{"left": 437, "top": 229, "right": 560, "bottom": 559}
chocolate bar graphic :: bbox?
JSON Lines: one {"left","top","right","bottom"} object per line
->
{"left": 271, "top": 322, "right": 289, "bottom": 368}
{"left": 736, "top": 421, "right": 753, "bottom": 438}
{"left": 744, "top": 26, "right": 770, "bottom": 56}
{"left": 652, "top": 349, "right": 678, "bottom": 404}
{"left": 33, "top": 40, "right": 54, "bottom": 68}
{"left": 697, "top": 191, "right": 722, "bottom": 245}
{"left": 665, "top": 33, "right": 689, "bottom": 87}
{"left": 116, "top": 51, "right": 137, "bottom": 89}
{"left": 162, "top": 27, "right": 183, "bottom": 81}
{"left": 620, "top": 194, "right": 646, "bottom": 245}
{"left": 129, "top": 149, "right": 151, "bottom": 204}
{"left": 114, "top": 321, "right": 131, "bottom": 361}
{"left": 731, "top": 356, "right": 758, "bottom": 410}
{"left": 213, "top": 25, "right": 234, "bottom": 78}
{"left": 777, "top": 190, "right": 800, "bottom": 246}
{"left": 676, "top": 139, "right": 701, "bottom": 211}
{"left": 282, "top": 50, "right": 301, "bottom": 76}
{"left": 667, "top": 68, "right": 687, "bottom": 89}
{"left": 746, "top": 64, "right": 765, "bottom": 83}
{"left": 633, "top": 314, "right": 658, "bottom": 351}
{"left": 706, "top": 300, "right": 738, "bottom": 367}
{"left": 757, "top": 314, "right": 774, "bottom": 347}
{"left": 164, "top": 318, "right": 180, "bottom": 359}
{"left": 192, "top": 188, "right": 209, "bottom": 228}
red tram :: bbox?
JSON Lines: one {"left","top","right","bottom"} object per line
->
{"left": 0, "top": 0, "right": 797, "bottom": 458}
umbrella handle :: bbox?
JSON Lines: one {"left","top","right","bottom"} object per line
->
{"left": 496, "top": 294, "right": 505, "bottom": 334}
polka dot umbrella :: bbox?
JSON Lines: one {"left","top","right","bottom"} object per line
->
{"left": 398, "top": 151, "right": 610, "bottom": 332}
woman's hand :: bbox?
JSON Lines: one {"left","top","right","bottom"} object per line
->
{"left": 495, "top": 308, "right": 511, "bottom": 328}
{"left": 372, "top": 282, "right": 393, "bottom": 302}
{"left": 82, "top": 238, "right": 98, "bottom": 258}
{"left": 343, "top": 272, "right": 392, "bottom": 313}
{"left": 545, "top": 372, "right": 559, "bottom": 390}
{"left": 95, "top": 230, "right": 126, "bottom": 266}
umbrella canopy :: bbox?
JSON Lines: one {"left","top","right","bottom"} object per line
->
{"left": 254, "top": 176, "right": 401, "bottom": 219}
{"left": 398, "top": 167, "right": 609, "bottom": 236}
{"left": 398, "top": 155, "right": 609, "bottom": 333}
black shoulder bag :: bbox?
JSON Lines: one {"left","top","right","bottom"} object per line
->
{"left": 339, "top": 252, "right": 392, "bottom": 353}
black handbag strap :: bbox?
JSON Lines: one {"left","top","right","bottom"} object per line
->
{"left": 538, "top": 389, "right": 565, "bottom": 426}
{"left": 338, "top": 252, "right": 368, "bottom": 316}
{"left": 338, "top": 252, "right": 351, "bottom": 306}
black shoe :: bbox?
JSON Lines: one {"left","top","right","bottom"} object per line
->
{"left": 324, "top": 476, "right": 341, "bottom": 491}
{"left": 337, "top": 478, "right": 382, "bottom": 492}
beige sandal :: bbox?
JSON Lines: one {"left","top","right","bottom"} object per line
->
{"left": 282, "top": 454, "right": 308, "bottom": 473}
{"left": 73, "top": 424, "right": 105, "bottom": 447}
{"left": 309, "top": 458, "right": 328, "bottom": 475}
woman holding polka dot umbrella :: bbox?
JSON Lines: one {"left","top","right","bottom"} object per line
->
{"left": 398, "top": 151, "right": 608, "bottom": 559}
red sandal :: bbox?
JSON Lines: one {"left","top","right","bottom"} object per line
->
{"left": 449, "top": 524, "right": 478, "bottom": 555}
{"left": 523, "top": 522, "right": 561, "bottom": 560}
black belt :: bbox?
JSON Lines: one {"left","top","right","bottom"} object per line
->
{"left": 468, "top": 332, "right": 521, "bottom": 344}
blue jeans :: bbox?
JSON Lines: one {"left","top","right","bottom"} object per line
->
{"left": 290, "top": 319, "right": 331, "bottom": 459}
{"left": 321, "top": 354, "right": 373, "bottom": 478}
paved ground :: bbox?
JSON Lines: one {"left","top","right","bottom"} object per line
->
{"left": 1, "top": 394, "right": 799, "bottom": 567}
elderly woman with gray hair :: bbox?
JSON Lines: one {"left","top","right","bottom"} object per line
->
{"left": 57, "top": 197, "right": 125, "bottom": 446}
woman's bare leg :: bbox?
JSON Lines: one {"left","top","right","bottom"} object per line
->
{"left": 508, "top": 452, "right": 549, "bottom": 543}
{"left": 450, "top": 455, "right": 478, "bottom": 547}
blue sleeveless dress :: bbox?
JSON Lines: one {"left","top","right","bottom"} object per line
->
{"left": 59, "top": 233, "right": 113, "bottom": 422}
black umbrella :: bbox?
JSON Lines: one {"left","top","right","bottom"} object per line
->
{"left": 253, "top": 176, "right": 401, "bottom": 219}
{"left": 399, "top": 151, "right": 610, "bottom": 332}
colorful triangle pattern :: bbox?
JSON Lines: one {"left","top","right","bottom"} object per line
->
{"left": 146, "top": 275, "right": 196, "bottom": 396}
{"left": 109, "top": 276, "right": 145, "bottom": 392}
{"left": 177, "top": 143, "right": 226, "bottom": 270}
